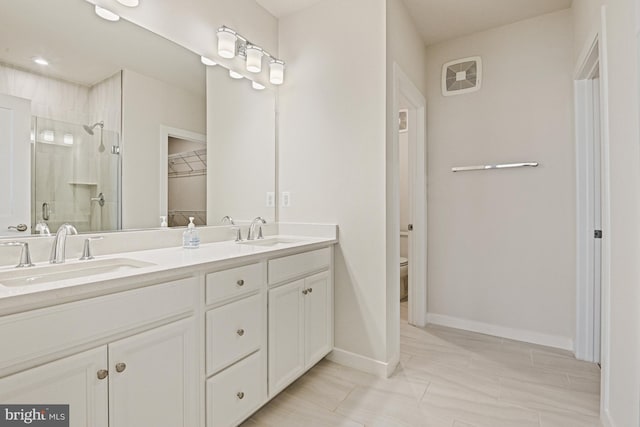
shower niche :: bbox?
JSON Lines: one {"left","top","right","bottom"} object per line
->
{"left": 32, "top": 116, "right": 121, "bottom": 234}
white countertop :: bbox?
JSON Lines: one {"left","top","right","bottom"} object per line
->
{"left": 0, "top": 235, "right": 337, "bottom": 315}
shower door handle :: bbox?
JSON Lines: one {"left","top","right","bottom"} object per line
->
{"left": 408, "top": 224, "right": 413, "bottom": 231}
{"left": 42, "top": 202, "right": 50, "bottom": 221}
{"left": 91, "top": 193, "right": 105, "bottom": 207}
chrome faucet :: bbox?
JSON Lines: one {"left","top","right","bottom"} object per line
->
{"left": 50, "top": 224, "right": 78, "bottom": 264}
{"left": 221, "top": 216, "right": 242, "bottom": 242}
{"left": 0, "top": 242, "right": 35, "bottom": 268}
{"left": 247, "top": 217, "right": 266, "bottom": 240}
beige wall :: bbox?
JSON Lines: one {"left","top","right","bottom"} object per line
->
{"left": 425, "top": 10, "right": 576, "bottom": 345}
{"left": 573, "top": 1, "right": 640, "bottom": 426}
{"left": 278, "top": 0, "right": 389, "bottom": 364}
{"left": 206, "top": 66, "right": 276, "bottom": 225}
{"left": 122, "top": 69, "right": 205, "bottom": 229}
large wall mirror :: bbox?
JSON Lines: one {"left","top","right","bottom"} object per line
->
{"left": 0, "top": 0, "right": 276, "bottom": 237}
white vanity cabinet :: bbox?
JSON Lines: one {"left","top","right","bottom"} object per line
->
{"left": 0, "top": 277, "right": 199, "bottom": 427}
{"left": 205, "top": 262, "right": 267, "bottom": 427}
{"left": 267, "top": 248, "right": 333, "bottom": 397}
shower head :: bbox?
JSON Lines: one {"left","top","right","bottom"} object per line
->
{"left": 83, "top": 121, "right": 104, "bottom": 135}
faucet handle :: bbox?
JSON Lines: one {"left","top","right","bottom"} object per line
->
{"left": 231, "top": 226, "right": 243, "bottom": 242}
{"left": 0, "top": 242, "right": 35, "bottom": 268}
{"left": 80, "top": 236, "right": 104, "bottom": 261}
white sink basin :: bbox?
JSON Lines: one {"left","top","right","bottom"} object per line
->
{"left": 238, "top": 237, "right": 306, "bottom": 247}
{"left": 0, "top": 258, "right": 156, "bottom": 287}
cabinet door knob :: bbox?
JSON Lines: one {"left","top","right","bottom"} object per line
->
{"left": 237, "top": 329, "right": 245, "bottom": 337}
{"left": 308, "top": 288, "right": 313, "bottom": 293}
{"left": 302, "top": 289, "right": 308, "bottom": 295}
{"left": 97, "top": 369, "right": 108, "bottom": 380}
{"left": 237, "top": 279, "right": 245, "bottom": 287}
{"left": 115, "top": 362, "right": 127, "bottom": 373}
{"left": 237, "top": 391, "right": 245, "bottom": 400}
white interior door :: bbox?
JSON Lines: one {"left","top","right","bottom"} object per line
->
{"left": 591, "top": 77, "right": 602, "bottom": 364}
{"left": 0, "top": 94, "right": 31, "bottom": 237}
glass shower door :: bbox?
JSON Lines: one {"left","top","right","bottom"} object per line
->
{"left": 32, "top": 116, "right": 121, "bottom": 233}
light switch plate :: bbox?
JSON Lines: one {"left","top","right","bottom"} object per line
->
{"left": 266, "top": 192, "right": 275, "bottom": 207}
{"left": 282, "top": 192, "right": 291, "bottom": 207}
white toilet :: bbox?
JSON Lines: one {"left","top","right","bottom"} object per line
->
{"left": 400, "top": 256, "right": 409, "bottom": 300}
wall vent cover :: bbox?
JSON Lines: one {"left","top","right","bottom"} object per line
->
{"left": 442, "top": 56, "right": 482, "bottom": 96}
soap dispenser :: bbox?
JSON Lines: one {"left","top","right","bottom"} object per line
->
{"left": 183, "top": 217, "right": 200, "bottom": 249}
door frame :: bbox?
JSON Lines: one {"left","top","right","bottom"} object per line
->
{"left": 158, "top": 126, "right": 206, "bottom": 221}
{"left": 389, "top": 62, "right": 428, "bottom": 331}
{"left": 573, "top": 5, "right": 611, "bottom": 418}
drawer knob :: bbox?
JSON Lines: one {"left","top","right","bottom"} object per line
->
{"left": 115, "top": 362, "right": 126, "bottom": 373}
{"left": 237, "top": 391, "right": 245, "bottom": 400}
{"left": 237, "top": 329, "right": 245, "bottom": 337}
{"left": 97, "top": 369, "right": 108, "bottom": 380}
{"left": 308, "top": 288, "right": 313, "bottom": 293}
{"left": 237, "top": 279, "right": 245, "bottom": 287}
{"left": 302, "top": 289, "right": 308, "bottom": 295}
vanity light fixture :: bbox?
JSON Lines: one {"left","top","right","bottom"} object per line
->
{"left": 269, "top": 59, "right": 285, "bottom": 85}
{"left": 200, "top": 56, "right": 217, "bottom": 66}
{"left": 217, "top": 26, "right": 286, "bottom": 85}
{"left": 116, "top": 0, "right": 139, "bottom": 7}
{"left": 229, "top": 70, "right": 244, "bottom": 79}
{"left": 33, "top": 57, "right": 49, "bottom": 66}
{"left": 94, "top": 5, "right": 120, "bottom": 22}
{"left": 245, "top": 45, "right": 263, "bottom": 73}
{"left": 252, "top": 81, "right": 265, "bottom": 91}
{"left": 217, "top": 27, "right": 238, "bottom": 59}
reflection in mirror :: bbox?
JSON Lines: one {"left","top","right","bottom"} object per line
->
{"left": 0, "top": 0, "right": 276, "bottom": 237}
{"left": 207, "top": 66, "right": 276, "bottom": 225}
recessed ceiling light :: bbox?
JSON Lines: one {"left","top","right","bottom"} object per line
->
{"left": 95, "top": 5, "right": 120, "bottom": 22}
{"left": 117, "top": 0, "right": 139, "bottom": 6}
{"left": 200, "top": 56, "right": 217, "bottom": 66}
{"left": 33, "top": 57, "right": 49, "bottom": 66}
{"left": 229, "top": 70, "right": 244, "bottom": 79}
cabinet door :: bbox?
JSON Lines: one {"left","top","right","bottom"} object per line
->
{"left": 268, "top": 279, "right": 305, "bottom": 396}
{"left": 108, "top": 318, "right": 198, "bottom": 427}
{"left": 304, "top": 271, "right": 332, "bottom": 369}
{"left": 0, "top": 346, "right": 108, "bottom": 427}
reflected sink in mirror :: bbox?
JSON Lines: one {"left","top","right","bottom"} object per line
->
{"left": 0, "top": 258, "right": 156, "bottom": 287}
{"left": 238, "top": 237, "right": 306, "bottom": 248}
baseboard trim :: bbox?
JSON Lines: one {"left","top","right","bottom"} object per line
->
{"left": 326, "top": 348, "right": 390, "bottom": 378}
{"left": 601, "top": 409, "right": 615, "bottom": 427}
{"left": 426, "top": 313, "right": 574, "bottom": 352}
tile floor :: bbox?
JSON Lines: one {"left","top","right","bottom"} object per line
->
{"left": 242, "top": 302, "right": 602, "bottom": 426}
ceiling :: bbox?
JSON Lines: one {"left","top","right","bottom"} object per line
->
{"left": 256, "top": 0, "right": 573, "bottom": 45}
{"left": 255, "top": 0, "right": 324, "bottom": 18}
{"left": 402, "top": 0, "right": 573, "bottom": 45}
{"left": 0, "top": 0, "right": 203, "bottom": 95}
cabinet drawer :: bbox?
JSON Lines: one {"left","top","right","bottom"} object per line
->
{"left": 206, "top": 293, "right": 263, "bottom": 375}
{"left": 207, "top": 351, "right": 265, "bottom": 427}
{"left": 0, "top": 277, "right": 198, "bottom": 375}
{"left": 206, "top": 263, "right": 262, "bottom": 305}
{"left": 268, "top": 248, "right": 330, "bottom": 285}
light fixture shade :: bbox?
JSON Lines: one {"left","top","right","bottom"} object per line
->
{"left": 217, "top": 28, "right": 237, "bottom": 59}
{"left": 33, "top": 57, "right": 49, "bottom": 66}
{"left": 200, "top": 56, "right": 217, "bottom": 66}
{"left": 117, "top": 0, "right": 139, "bottom": 6}
{"left": 269, "top": 59, "right": 285, "bottom": 85}
{"left": 95, "top": 5, "right": 120, "bottom": 21}
{"left": 246, "top": 45, "right": 263, "bottom": 73}
{"left": 229, "top": 70, "right": 243, "bottom": 79}
{"left": 252, "top": 81, "right": 265, "bottom": 90}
